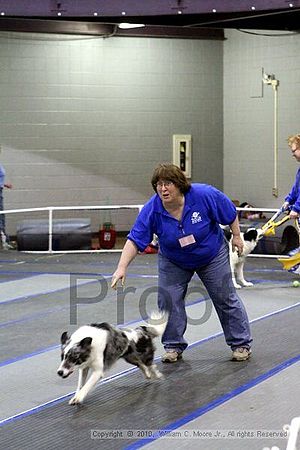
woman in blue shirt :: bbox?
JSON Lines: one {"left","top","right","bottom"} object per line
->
{"left": 0, "top": 164, "right": 12, "bottom": 245}
{"left": 112, "top": 164, "right": 252, "bottom": 363}
{"left": 283, "top": 134, "right": 300, "bottom": 218}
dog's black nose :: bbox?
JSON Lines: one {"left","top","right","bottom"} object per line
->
{"left": 57, "top": 370, "right": 64, "bottom": 377}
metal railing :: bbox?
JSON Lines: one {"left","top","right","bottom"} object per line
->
{"left": 0, "top": 205, "right": 297, "bottom": 256}
{"left": 0, "top": 204, "right": 143, "bottom": 253}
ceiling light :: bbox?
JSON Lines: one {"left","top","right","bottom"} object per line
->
{"left": 118, "top": 23, "right": 145, "bottom": 29}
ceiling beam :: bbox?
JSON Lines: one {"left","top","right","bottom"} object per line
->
{"left": 0, "top": 17, "right": 224, "bottom": 39}
{"left": 0, "top": 18, "right": 114, "bottom": 36}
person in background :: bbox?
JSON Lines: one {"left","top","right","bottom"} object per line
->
{"left": 282, "top": 134, "right": 300, "bottom": 219}
{"left": 111, "top": 163, "right": 252, "bottom": 363}
{"left": 0, "top": 164, "right": 12, "bottom": 248}
{"left": 239, "top": 202, "right": 266, "bottom": 220}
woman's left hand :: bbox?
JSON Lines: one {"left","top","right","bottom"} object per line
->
{"left": 232, "top": 234, "right": 244, "bottom": 256}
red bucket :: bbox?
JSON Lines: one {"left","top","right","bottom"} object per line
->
{"left": 99, "top": 222, "right": 116, "bottom": 249}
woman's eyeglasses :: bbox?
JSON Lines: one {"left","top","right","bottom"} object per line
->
{"left": 156, "top": 181, "right": 174, "bottom": 188}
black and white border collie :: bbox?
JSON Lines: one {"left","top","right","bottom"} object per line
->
{"left": 224, "top": 228, "right": 263, "bottom": 289}
{"left": 57, "top": 312, "right": 167, "bottom": 405}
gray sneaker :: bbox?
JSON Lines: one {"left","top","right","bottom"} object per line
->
{"left": 161, "top": 350, "right": 183, "bottom": 363}
{"left": 232, "top": 347, "right": 252, "bottom": 361}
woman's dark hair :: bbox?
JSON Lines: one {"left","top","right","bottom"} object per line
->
{"left": 151, "top": 163, "right": 191, "bottom": 194}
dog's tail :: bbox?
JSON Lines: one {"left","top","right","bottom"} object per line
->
{"left": 143, "top": 310, "right": 169, "bottom": 338}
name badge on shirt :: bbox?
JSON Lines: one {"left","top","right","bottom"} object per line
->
{"left": 179, "top": 234, "right": 196, "bottom": 247}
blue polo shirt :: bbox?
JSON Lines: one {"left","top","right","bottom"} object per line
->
{"left": 128, "top": 183, "right": 237, "bottom": 270}
{"left": 285, "top": 167, "right": 300, "bottom": 213}
{"left": 0, "top": 165, "right": 5, "bottom": 188}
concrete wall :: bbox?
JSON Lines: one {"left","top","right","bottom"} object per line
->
{"left": 223, "top": 29, "right": 300, "bottom": 209}
{"left": 0, "top": 32, "right": 223, "bottom": 233}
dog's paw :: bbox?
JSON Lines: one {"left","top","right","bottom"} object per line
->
{"left": 143, "top": 367, "right": 152, "bottom": 379}
{"left": 69, "top": 396, "right": 78, "bottom": 405}
{"left": 154, "top": 370, "right": 164, "bottom": 379}
{"left": 148, "top": 372, "right": 164, "bottom": 380}
{"left": 69, "top": 394, "right": 84, "bottom": 405}
{"left": 150, "top": 365, "right": 164, "bottom": 379}
{"left": 241, "top": 281, "right": 253, "bottom": 287}
{"left": 232, "top": 279, "right": 241, "bottom": 289}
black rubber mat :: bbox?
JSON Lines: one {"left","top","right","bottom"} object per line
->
{"left": 1, "top": 253, "right": 295, "bottom": 364}
{"left": 2, "top": 306, "right": 300, "bottom": 450}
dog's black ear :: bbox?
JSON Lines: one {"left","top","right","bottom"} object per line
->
{"left": 79, "top": 337, "right": 92, "bottom": 349}
{"left": 244, "top": 229, "right": 258, "bottom": 241}
{"left": 223, "top": 228, "right": 232, "bottom": 242}
{"left": 61, "top": 331, "right": 69, "bottom": 345}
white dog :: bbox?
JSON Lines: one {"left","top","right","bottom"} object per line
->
{"left": 224, "top": 228, "right": 263, "bottom": 289}
{"left": 57, "top": 312, "right": 167, "bottom": 405}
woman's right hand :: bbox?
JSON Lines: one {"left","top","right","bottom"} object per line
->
{"left": 111, "top": 268, "right": 126, "bottom": 289}
{"left": 110, "top": 239, "right": 138, "bottom": 290}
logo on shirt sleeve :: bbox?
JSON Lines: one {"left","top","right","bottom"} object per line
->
{"left": 191, "top": 211, "right": 202, "bottom": 224}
